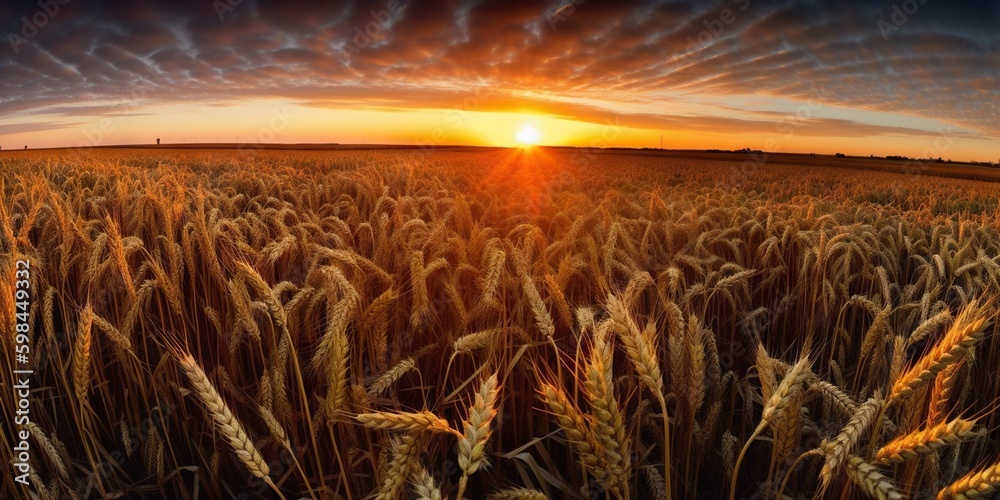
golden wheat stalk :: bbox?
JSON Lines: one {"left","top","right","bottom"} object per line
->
{"left": 175, "top": 353, "right": 273, "bottom": 485}
{"left": 312, "top": 288, "right": 358, "bottom": 373}
{"left": 363, "top": 287, "right": 398, "bottom": 369}
{"left": 732, "top": 355, "right": 810, "bottom": 500}
{"left": 457, "top": 374, "right": 500, "bottom": 499}
{"left": 586, "top": 322, "right": 631, "bottom": 497}
{"left": 368, "top": 357, "right": 417, "bottom": 398}
{"left": 607, "top": 295, "right": 662, "bottom": 395}
{"left": 43, "top": 286, "right": 55, "bottom": 343}
{"left": 927, "top": 360, "right": 962, "bottom": 425}
{"left": 756, "top": 355, "right": 812, "bottom": 435}
{"left": 486, "top": 488, "right": 548, "bottom": 500}
{"left": 237, "top": 261, "right": 288, "bottom": 332}
{"left": 908, "top": 309, "right": 954, "bottom": 347}
{"left": 819, "top": 395, "right": 883, "bottom": 488}
{"left": 73, "top": 304, "right": 94, "bottom": 403}
{"left": 410, "top": 251, "right": 430, "bottom": 330}
{"left": 875, "top": 418, "right": 980, "bottom": 464}
{"left": 522, "top": 272, "right": 555, "bottom": 341}
{"left": 891, "top": 302, "right": 988, "bottom": 401}
{"left": 411, "top": 465, "right": 443, "bottom": 500}
{"left": 539, "top": 383, "right": 609, "bottom": 484}
{"left": 937, "top": 459, "right": 1000, "bottom": 499}
{"left": 259, "top": 405, "right": 291, "bottom": 450}
{"left": 809, "top": 379, "right": 858, "bottom": 417}
{"left": 453, "top": 329, "right": 502, "bottom": 355}
{"left": 375, "top": 433, "right": 424, "bottom": 500}
{"left": 480, "top": 245, "right": 505, "bottom": 307}
{"left": 685, "top": 315, "right": 707, "bottom": 418}
{"left": 28, "top": 470, "right": 56, "bottom": 500}
{"left": 356, "top": 411, "right": 458, "bottom": 436}
{"left": 24, "top": 423, "right": 69, "bottom": 480}
{"left": 318, "top": 291, "right": 357, "bottom": 420}
{"left": 845, "top": 456, "right": 904, "bottom": 500}
{"left": 606, "top": 294, "right": 671, "bottom": 496}
{"left": 91, "top": 312, "right": 133, "bottom": 361}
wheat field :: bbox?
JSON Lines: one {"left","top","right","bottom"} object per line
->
{"left": 1, "top": 147, "right": 999, "bottom": 499}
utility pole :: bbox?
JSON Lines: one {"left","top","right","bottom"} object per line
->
{"left": 660, "top": 134, "right": 664, "bottom": 149}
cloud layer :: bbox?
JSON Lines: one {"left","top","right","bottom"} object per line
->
{"left": 1, "top": 0, "right": 997, "bottom": 140}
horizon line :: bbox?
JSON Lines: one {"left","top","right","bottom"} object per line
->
{"left": 1, "top": 142, "right": 996, "bottom": 166}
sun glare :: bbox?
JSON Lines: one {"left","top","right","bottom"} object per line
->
{"left": 515, "top": 126, "right": 540, "bottom": 146}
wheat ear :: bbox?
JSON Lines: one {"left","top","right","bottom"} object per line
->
{"left": 368, "top": 357, "right": 417, "bottom": 397}
{"left": 587, "top": 322, "right": 631, "bottom": 498}
{"left": 908, "top": 309, "right": 953, "bottom": 347}
{"left": 927, "top": 360, "right": 962, "bottom": 425}
{"left": 457, "top": 374, "right": 500, "bottom": 500}
{"left": 820, "top": 394, "right": 883, "bottom": 489}
{"left": 891, "top": 302, "right": 988, "bottom": 401}
{"left": 757, "top": 355, "right": 812, "bottom": 435}
{"left": 809, "top": 379, "right": 858, "bottom": 418}
{"left": 846, "top": 456, "right": 904, "bottom": 499}
{"left": 644, "top": 465, "right": 668, "bottom": 500}
{"left": 73, "top": 304, "right": 94, "bottom": 403}
{"left": 522, "top": 271, "right": 555, "bottom": 341}
{"left": 24, "top": 423, "right": 69, "bottom": 480}
{"left": 937, "top": 459, "right": 1000, "bottom": 499}
{"left": 375, "top": 433, "right": 424, "bottom": 500}
{"left": 875, "top": 418, "right": 980, "bottom": 464}
{"left": 356, "top": 411, "right": 458, "bottom": 436}
{"left": 259, "top": 405, "right": 291, "bottom": 450}
{"left": 453, "top": 328, "right": 505, "bottom": 355}
{"left": 607, "top": 294, "right": 671, "bottom": 497}
{"left": 487, "top": 488, "right": 548, "bottom": 500}
{"left": 319, "top": 292, "right": 357, "bottom": 420}
{"left": 539, "top": 383, "right": 609, "bottom": 485}
{"left": 731, "top": 355, "right": 810, "bottom": 500}
{"left": 411, "top": 465, "right": 443, "bottom": 500}
{"left": 175, "top": 353, "right": 275, "bottom": 487}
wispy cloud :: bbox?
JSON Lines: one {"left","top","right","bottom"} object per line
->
{"left": 1, "top": 0, "right": 997, "bottom": 145}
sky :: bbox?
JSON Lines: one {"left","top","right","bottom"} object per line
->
{"left": 0, "top": 0, "right": 997, "bottom": 161}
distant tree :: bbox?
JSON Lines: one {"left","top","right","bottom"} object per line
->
{"left": 157, "top": 138, "right": 160, "bottom": 145}
{"left": 835, "top": 153, "right": 846, "bottom": 158}
{"left": 24, "top": 145, "right": 27, "bottom": 150}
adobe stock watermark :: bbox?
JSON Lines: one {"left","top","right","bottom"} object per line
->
{"left": 891, "top": 126, "right": 955, "bottom": 191}
{"left": 344, "top": 1, "right": 407, "bottom": 55}
{"left": 406, "top": 86, "right": 500, "bottom": 168}
{"left": 237, "top": 106, "right": 296, "bottom": 150}
{"left": 717, "top": 84, "right": 831, "bottom": 190}
{"left": 569, "top": 115, "right": 624, "bottom": 169}
{"left": 7, "top": 0, "right": 72, "bottom": 54}
{"left": 73, "top": 66, "right": 171, "bottom": 155}
{"left": 213, "top": 0, "right": 244, "bottom": 21}
{"left": 545, "top": 0, "right": 586, "bottom": 30}
{"left": 685, "top": 0, "right": 751, "bottom": 53}
{"left": 877, "top": 0, "right": 929, "bottom": 40}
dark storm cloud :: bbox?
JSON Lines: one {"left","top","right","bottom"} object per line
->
{"left": 1, "top": 0, "right": 997, "bottom": 137}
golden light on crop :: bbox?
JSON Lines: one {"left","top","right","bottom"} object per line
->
{"left": 515, "top": 126, "right": 540, "bottom": 146}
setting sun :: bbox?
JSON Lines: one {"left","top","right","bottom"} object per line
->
{"left": 516, "top": 126, "right": 540, "bottom": 146}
